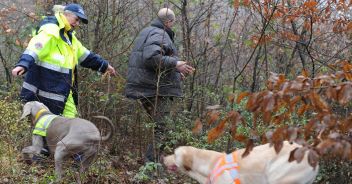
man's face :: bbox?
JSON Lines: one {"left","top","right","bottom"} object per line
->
{"left": 65, "top": 13, "right": 80, "bottom": 29}
{"left": 165, "top": 19, "right": 175, "bottom": 29}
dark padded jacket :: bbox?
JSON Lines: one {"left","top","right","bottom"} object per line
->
{"left": 125, "top": 18, "right": 182, "bottom": 99}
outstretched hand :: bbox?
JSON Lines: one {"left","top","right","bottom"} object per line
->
{"left": 176, "top": 61, "right": 195, "bottom": 77}
{"left": 12, "top": 66, "right": 25, "bottom": 76}
{"left": 106, "top": 64, "right": 117, "bottom": 76}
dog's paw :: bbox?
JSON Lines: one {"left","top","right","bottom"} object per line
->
{"left": 21, "top": 153, "right": 33, "bottom": 165}
{"left": 24, "top": 159, "right": 33, "bottom": 165}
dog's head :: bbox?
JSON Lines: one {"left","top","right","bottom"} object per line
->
{"left": 20, "top": 101, "right": 50, "bottom": 121}
{"left": 163, "top": 146, "right": 195, "bottom": 173}
{"left": 164, "top": 146, "right": 226, "bottom": 184}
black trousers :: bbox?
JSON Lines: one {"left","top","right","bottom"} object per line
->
{"left": 140, "top": 96, "right": 173, "bottom": 162}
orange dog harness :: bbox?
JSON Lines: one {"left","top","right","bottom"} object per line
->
{"left": 207, "top": 152, "right": 240, "bottom": 184}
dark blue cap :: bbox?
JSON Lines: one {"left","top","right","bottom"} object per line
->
{"left": 64, "top": 3, "right": 88, "bottom": 24}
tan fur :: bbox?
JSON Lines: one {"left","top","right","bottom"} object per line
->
{"left": 163, "top": 142, "right": 319, "bottom": 184}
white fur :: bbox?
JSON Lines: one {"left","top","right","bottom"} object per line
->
{"left": 164, "top": 142, "right": 319, "bottom": 184}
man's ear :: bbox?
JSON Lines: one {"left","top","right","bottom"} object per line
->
{"left": 19, "top": 102, "right": 33, "bottom": 120}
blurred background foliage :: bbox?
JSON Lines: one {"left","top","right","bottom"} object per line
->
{"left": 0, "top": 0, "right": 351, "bottom": 183}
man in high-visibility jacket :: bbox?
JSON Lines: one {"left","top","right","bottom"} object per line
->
{"left": 12, "top": 3, "right": 116, "bottom": 117}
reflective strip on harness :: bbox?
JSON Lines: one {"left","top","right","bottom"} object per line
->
{"left": 23, "top": 82, "right": 66, "bottom": 102}
{"left": 208, "top": 152, "right": 240, "bottom": 184}
{"left": 33, "top": 114, "right": 58, "bottom": 136}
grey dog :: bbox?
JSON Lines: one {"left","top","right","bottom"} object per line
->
{"left": 20, "top": 101, "right": 114, "bottom": 182}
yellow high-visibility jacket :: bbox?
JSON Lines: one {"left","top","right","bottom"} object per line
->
{"left": 16, "top": 13, "right": 109, "bottom": 115}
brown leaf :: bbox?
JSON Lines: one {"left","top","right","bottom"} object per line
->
{"left": 207, "top": 111, "right": 220, "bottom": 125}
{"left": 340, "top": 117, "right": 352, "bottom": 134}
{"left": 326, "top": 86, "right": 339, "bottom": 101}
{"left": 309, "top": 92, "right": 330, "bottom": 113}
{"left": 15, "top": 39, "right": 21, "bottom": 46}
{"left": 228, "top": 93, "right": 235, "bottom": 103}
{"left": 237, "top": 91, "right": 250, "bottom": 104}
{"left": 233, "top": 134, "right": 248, "bottom": 142}
{"left": 297, "top": 104, "right": 309, "bottom": 116}
{"left": 290, "top": 96, "right": 302, "bottom": 112}
{"left": 289, "top": 81, "right": 304, "bottom": 92}
{"left": 304, "top": 1, "right": 318, "bottom": 9}
{"left": 302, "top": 69, "right": 309, "bottom": 77}
{"left": 337, "top": 84, "right": 352, "bottom": 105}
{"left": 242, "top": 139, "right": 254, "bottom": 158}
{"left": 272, "top": 127, "right": 286, "bottom": 144}
{"left": 246, "top": 93, "right": 260, "bottom": 112}
{"left": 207, "top": 118, "right": 227, "bottom": 143}
{"left": 252, "top": 112, "right": 258, "bottom": 129}
{"left": 294, "top": 147, "right": 306, "bottom": 163}
{"left": 289, "top": 147, "right": 299, "bottom": 162}
{"left": 263, "top": 92, "right": 275, "bottom": 112}
{"left": 274, "top": 141, "right": 284, "bottom": 154}
{"left": 192, "top": 118, "right": 202, "bottom": 135}
{"left": 263, "top": 111, "right": 272, "bottom": 124}
{"left": 342, "top": 63, "right": 352, "bottom": 80}
{"left": 234, "top": 0, "right": 240, "bottom": 9}
{"left": 335, "top": 71, "right": 345, "bottom": 79}
{"left": 322, "top": 114, "right": 337, "bottom": 128}
{"left": 230, "top": 125, "right": 237, "bottom": 141}
{"left": 342, "top": 142, "right": 351, "bottom": 160}
{"left": 315, "top": 75, "right": 334, "bottom": 86}
{"left": 287, "top": 127, "right": 299, "bottom": 143}
{"left": 228, "top": 110, "right": 240, "bottom": 125}
{"left": 316, "top": 139, "right": 335, "bottom": 155}
{"left": 272, "top": 114, "right": 282, "bottom": 125}
{"left": 308, "top": 149, "right": 319, "bottom": 169}
{"left": 304, "top": 119, "right": 318, "bottom": 140}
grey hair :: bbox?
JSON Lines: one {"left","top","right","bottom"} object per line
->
{"left": 52, "top": 5, "right": 65, "bottom": 13}
{"left": 158, "top": 8, "right": 175, "bottom": 22}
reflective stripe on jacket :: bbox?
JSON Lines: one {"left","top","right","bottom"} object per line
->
{"left": 33, "top": 114, "right": 58, "bottom": 137}
{"left": 208, "top": 152, "right": 240, "bottom": 184}
{"left": 16, "top": 13, "right": 109, "bottom": 115}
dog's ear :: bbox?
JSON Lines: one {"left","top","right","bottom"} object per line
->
{"left": 182, "top": 154, "right": 193, "bottom": 171}
{"left": 19, "top": 102, "right": 33, "bottom": 120}
{"left": 176, "top": 147, "right": 193, "bottom": 171}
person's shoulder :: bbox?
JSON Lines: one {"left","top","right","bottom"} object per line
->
{"left": 39, "top": 16, "right": 59, "bottom": 26}
{"left": 143, "top": 26, "right": 164, "bottom": 37}
{"left": 36, "top": 16, "right": 60, "bottom": 38}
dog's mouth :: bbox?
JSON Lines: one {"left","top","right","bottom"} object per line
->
{"left": 167, "top": 164, "right": 178, "bottom": 172}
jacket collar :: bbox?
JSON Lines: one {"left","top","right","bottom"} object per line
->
{"left": 55, "top": 13, "right": 74, "bottom": 44}
{"left": 150, "top": 18, "right": 175, "bottom": 42}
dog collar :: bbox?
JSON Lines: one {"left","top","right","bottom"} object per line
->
{"left": 34, "top": 108, "right": 48, "bottom": 122}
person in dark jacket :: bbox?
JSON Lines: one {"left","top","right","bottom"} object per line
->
{"left": 12, "top": 4, "right": 116, "bottom": 117}
{"left": 125, "top": 8, "right": 195, "bottom": 163}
